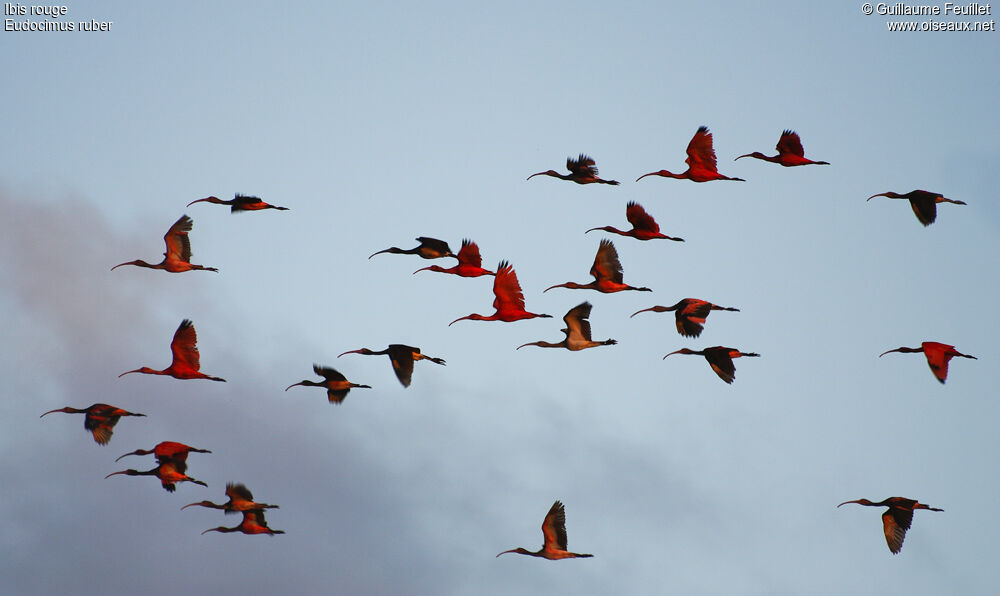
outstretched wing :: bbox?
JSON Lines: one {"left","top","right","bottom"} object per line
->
{"left": 704, "top": 347, "right": 737, "bottom": 384}
{"left": 590, "top": 239, "right": 624, "bottom": 284}
{"left": 457, "top": 239, "right": 483, "bottom": 268}
{"left": 567, "top": 154, "right": 598, "bottom": 178}
{"left": 625, "top": 201, "right": 659, "bottom": 233}
{"left": 163, "top": 215, "right": 194, "bottom": 264}
{"left": 563, "top": 302, "right": 593, "bottom": 342}
{"left": 493, "top": 261, "right": 527, "bottom": 312}
{"left": 685, "top": 126, "right": 718, "bottom": 172}
{"left": 676, "top": 300, "right": 711, "bottom": 338}
{"left": 170, "top": 319, "right": 201, "bottom": 372}
{"left": 882, "top": 507, "right": 913, "bottom": 554}
{"left": 541, "top": 501, "right": 569, "bottom": 551}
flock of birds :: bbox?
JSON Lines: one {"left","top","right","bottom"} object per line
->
{"left": 40, "top": 126, "right": 973, "bottom": 556}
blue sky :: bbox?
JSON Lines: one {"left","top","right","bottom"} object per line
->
{"left": 2, "top": 2, "right": 999, "bottom": 594}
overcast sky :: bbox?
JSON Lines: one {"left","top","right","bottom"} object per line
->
{"left": 2, "top": 2, "right": 998, "bottom": 595}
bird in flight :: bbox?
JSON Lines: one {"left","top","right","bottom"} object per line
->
{"left": 116, "top": 441, "right": 211, "bottom": 464}
{"left": 111, "top": 215, "right": 218, "bottom": 273}
{"left": 40, "top": 403, "right": 145, "bottom": 445}
{"left": 497, "top": 501, "right": 593, "bottom": 560}
{"left": 663, "top": 346, "right": 759, "bottom": 384}
{"left": 586, "top": 201, "right": 683, "bottom": 242}
{"left": 867, "top": 190, "right": 966, "bottom": 226}
{"left": 545, "top": 239, "right": 651, "bottom": 294}
{"left": 838, "top": 497, "right": 942, "bottom": 554}
{"left": 369, "top": 237, "right": 455, "bottom": 260}
{"left": 105, "top": 458, "right": 208, "bottom": 492}
{"left": 285, "top": 364, "right": 372, "bottom": 404}
{"left": 528, "top": 154, "right": 620, "bottom": 185}
{"left": 186, "top": 193, "right": 289, "bottom": 212}
{"left": 338, "top": 345, "right": 444, "bottom": 388}
{"left": 413, "top": 239, "right": 495, "bottom": 277}
{"left": 735, "top": 130, "right": 829, "bottom": 167}
{"left": 201, "top": 509, "right": 284, "bottom": 536}
{"left": 631, "top": 299, "right": 739, "bottom": 338}
{"left": 119, "top": 319, "right": 226, "bottom": 382}
{"left": 637, "top": 126, "right": 744, "bottom": 183}
{"left": 517, "top": 302, "right": 616, "bottom": 352}
{"left": 183, "top": 482, "right": 279, "bottom": 514}
{"left": 449, "top": 261, "right": 552, "bottom": 326}
{"left": 879, "top": 341, "right": 976, "bottom": 383}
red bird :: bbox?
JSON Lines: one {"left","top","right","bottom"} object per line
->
{"left": 115, "top": 441, "right": 212, "bottom": 464}
{"left": 586, "top": 202, "right": 683, "bottom": 242}
{"left": 663, "top": 347, "right": 759, "bottom": 384}
{"left": 838, "top": 497, "right": 942, "bottom": 554}
{"left": 105, "top": 459, "right": 207, "bottom": 492}
{"left": 183, "top": 482, "right": 279, "bottom": 514}
{"left": 527, "top": 154, "right": 619, "bottom": 185}
{"left": 40, "top": 403, "right": 145, "bottom": 446}
{"left": 338, "top": 345, "right": 444, "bottom": 388}
{"left": 369, "top": 237, "right": 455, "bottom": 260}
{"left": 285, "top": 364, "right": 372, "bottom": 403}
{"left": 735, "top": 130, "right": 829, "bottom": 167}
{"left": 867, "top": 190, "right": 966, "bottom": 226}
{"left": 637, "top": 126, "right": 744, "bottom": 183}
{"left": 449, "top": 261, "right": 552, "bottom": 326}
{"left": 545, "top": 239, "right": 651, "bottom": 294}
{"left": 497, "top": 501, "right": 593, "bottom": 560}
{"left": 879, "top": 341, "right": 976, "bottom": 383}
{"left": 186, "top": 193, "right": 289, "bottom": 212}
{"left": 632, "top": 299, "right": 740, "bottom": 338}
{"left": 517, "top": 302, "right": 617, "bottom": 352}
{"left": 413, "top": 239, "right": 496, "bottom": 277}
{"left": 111, "top": 215, "right": 218, "bottom": 273}
{"left": 201, "top": 509, "right": 284, "bottom": 536}
{"left": 119, "top": 319, "right": 226, "bottom": 382}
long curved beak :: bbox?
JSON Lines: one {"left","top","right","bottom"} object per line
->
{"left": 413, "top": 267, "right": 430, "bottom": 275}
{"left": 368, "top": 249, "right": 390, "bottom": 259}
{"left": 734, "top": 154, "right": 752, "bottom": 161}
{"left": 635, "top": 172, "right": 657, "bottom": 182}
{"left": 180, "top": 502, "right": 202, "bottom": 510}
{"left": 118, "top": 369, "right": 141, "bottom": 377}
{"left": 837, "top": 500, "right": 861, "bottom": 507}
{"left": 110, "top": 261, "right": 133, "bottom": 271}
{"left": 526, "top": 172, "right": 546, "bottom": 180}
{"left": 39, "top": 409, "right": 63, "bottom": 418}
{"left": 104, "top": 470, "right": 128, "bottom": 479}
{"left": 448, "top": 316, "right": 468, "bottom": 327}
{"left": 186, "top": 198, "right": 211, "bottom": 207}
{"left": 878, "top": 348, "right": 900, "bottom": 357}
{"left": 867, "top": 193, "right": 888, "bottom": 201}
{"left": 662, "top": 350, "right": 684, "bottom": 359}
{"left": 285, "top": 382, "right": 304, "bottom": 391}
{"left": 337, "top": 349, "right": 361, "bottom": 358}
{"left": 630, "top": 307, "right": 655, "bottom": 318}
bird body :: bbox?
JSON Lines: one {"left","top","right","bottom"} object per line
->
{"left": 201, "top": 509, "right": 284, "bottom": 535}
{"left": 663, "top": 346, "right": 759, "bottom": 384}
{"left": 586, "top": 201, "right": 683, "bottom": 241}
{"left": 369, "top": 237, "right": 455, "bottom": 260}
{"left": 119, "top": 319, "right": 226, "bottom": 382}
{"left": 632, "top": 299, "right": 739, "bottom": 338}
{"left": 186, "top": 193, "right": 288, "bottom": 212}
{"left": 867, "top": 189, "right": 966, "bottom": 226}
{"left": 449, "top": 261, "right": 552, "bottom": 325}
{"left": 105, "top": 459, "right": 207, "bottom": 492}
{"left": 879, "top": 341, "right": 976, "bottom": 383}
{"left": 545, "top": 239, "right": 651, "bottom": 294}
{"left": 838, "top": 497, "right": 942, "bottom": 554}
{"left": 517, "top": 302, "right": 616, "bottom": 351}
{"left": 40, "top": 403, "right": 145, "bottom": 445}
{"left": 338, "top": 345, "right": 444, "bottom": 388}
{"left": 413, "top": 239, "right": 495, "bottom": 277}
{"left": 497, "top": 501, "right": 593, "bottom": 560}
{"left": 528, "top": 154, "right": 619, "bottom": 185}
{"left": 115, "top": 441, "right": 211, "bottom": 464}
{"left": 285, "top": 364, "right": 371, "bottom": 403}
{"left": 111, "top": 215, "right": 218, "bottom": 273}
{"left": 735, "top": 130, "right": 829, "bottom": 167}
{"left": 637, "top": 126, "right": 744, "bottom": 183}
{"left": 183, "top": 482, "right": 279, "bottom": 514}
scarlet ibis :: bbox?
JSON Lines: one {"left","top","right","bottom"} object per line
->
{"left": 497, "top": 501, "right": 593, "bottom": 560}
{"left": 413, "top": 239, "right": 496, "bottom": 277}
{"left": 119, "top": 319, "right": 226, "bottom": 382}
{"left": 40, "top": 403, "right": 145, "bottom": 446}
{"left": 186, "top": 193, "right": 288, "bottom": 212}
{"left": 105, "top": 459, "right": 207, "bottom": 492}
{"left": 867, "top": 190, "right": 966, "bottom": 226}
{"left": 879, "top": 341, "right": 976, "bottom": 384}
{"left": 201, "top": 509, "right": 284, "bottom": 536}
{"left": 517, "top": 302, "right": 617, "bottom": 351}
{"left": 735, "top": 130, "right": 829, "bottom": 167}
{"left": 545, "top": 239, "right": 651, "bottom": 294}
{"left": 637, "top": 126, "right": 745, "bottom": 183}
{"left": 338, "top": 345, "right": 444, "bottom": 388}
{"left": 115, "top": 441, "right": 211, "bottom": 463}
{"left": 111, "top": 215, "right": 218, "bottom": 273}
{"left": 631, "top": 299, "right": 740, "bottom": 338}
{"left": 449, "top": 261, "right": 552, "bottom": 326}
{"left": 183, "top": 482, "right": 279, "bottom": 514}
{"left": 527, "top": 154, "right": 620, "bottom": 185}
{"left": 663, "top": 347, "right": 759, "bottom": 384}
{"left": 285, "top": 364, "right": 372, "bottom": 404}
{"left": 369, "top": 237, "right": 455, "bottom": 260}
{"left": 838, "top": 497, "right": 943, "bottom": 554}
{"left": 586, "top": 201, "right": 683, "bottom": 242}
